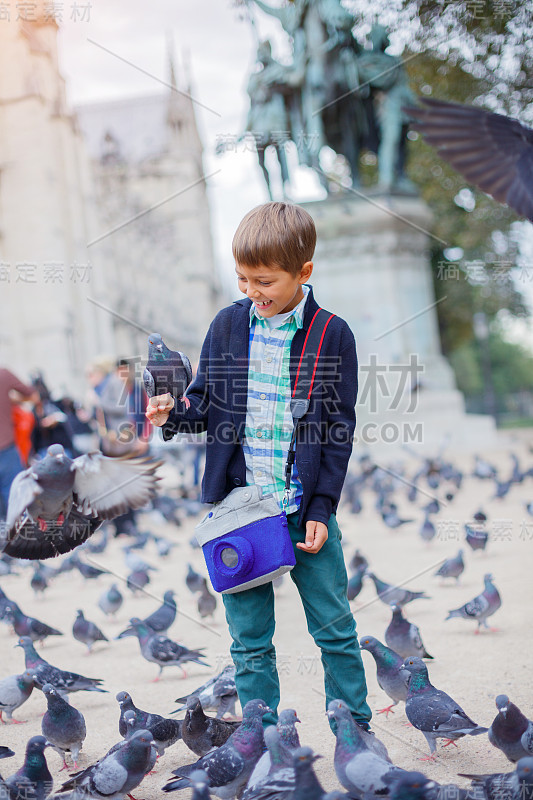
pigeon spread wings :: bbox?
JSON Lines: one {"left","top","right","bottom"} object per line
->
{"left": 6, "top": 471, "right": 43, "bottom": 531}
{"left": 72, "top": 453, "right": 160, "bottom": 519}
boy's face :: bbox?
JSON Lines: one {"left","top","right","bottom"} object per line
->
{"left": 235, "top": 261, "right": 313, "bottom": 317}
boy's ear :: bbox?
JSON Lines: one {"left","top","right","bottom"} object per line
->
{"left": 300, "top": 261, "right": 313, "bottom": 283}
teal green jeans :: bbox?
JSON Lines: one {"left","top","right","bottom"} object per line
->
{"left": 222, "top": 512, "right": 371, "bottom": 730}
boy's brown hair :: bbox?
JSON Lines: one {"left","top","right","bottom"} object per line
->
{"left": 232, "top": 201, "right": 316, "bottom": 275}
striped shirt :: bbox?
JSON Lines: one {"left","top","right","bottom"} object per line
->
{"left": 243, "top": 286, "right": 310, "bottom": 513}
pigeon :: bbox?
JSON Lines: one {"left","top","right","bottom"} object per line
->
{"left": 488, "top": 695, "right": 533, "bottom": 763}
{"left": 186, "top": 564, "right": 205, "bottom": 594}
{"left": 2, "top": 444, "right": 160, "bottom": 559}
{"left": 3, "top": 735, "right": 53, "bottom": 800}
{"left": 290, "top": 747, "right": 328, "bottom": 800}
{"left": 247, "top": 708, "right": 301, "bottom": 788}
{"left": 446, "top": 573, "right": 502, "bottom": 632}
{"left": 359, "top": 636, "right": 408, "bottom": 717}
{"left": 0, "top": 669, "right": 35, "bottom": 723}
{"left": 434, "top": 550, "right": 464, "bottom": 582}
{"left": 127, "top": 618, "right": 209, "bottom": 680}
{"left": 122, "top": 548, "right": 156, "bottom": 574}
{"left": 242, "top": 725, "right": 294, "bottom": 799}
{"left": 383, "top": 770, "right": 468, "bottom": 800}
{"left": 465, "top": 524, "right": 489, "bottom": 553}
{"left": 327, "top": 699, "right": 404, "bottom": 797}
{"left": 0, "top": 747, "right": 15, "bottom": 759}
{"left": 197, "top": 581, "right": 216, "bottom": 619}
{"left": 162, "top": 699, "right": 271, "bottom": 799}
{"left": 347, "top": 567, "right": 365, "bottom": 602}
{"left": 97, "top": 584, "right": 123, "bottom": 617}
{"left": 366, "top": 573, "right": 430, "bottom": 608}
{"left": 81, "top": 528, "right": 109, "bottom": 554}
{"left": 126, "top": 569, "right": 150, "bottom": 594}
{"left": 385, "top": 605, "right": 433, "bottom": 660}
{"left": 173, "top": 665, "right": 238, "bottom": 719}
{"left": 181, "top": 695, "right": 241, "bottom": 758}
{"left": 72, "top": 610, "right": 108, "bottom": 653}
{"left": 72, "top": 557, "right": 107, "bottom": 580}
{"left": 460, "top": 756, "right": 533, "bottom": 800}
{"left": 419, "top": 515, "right": 436, "bottom": 544}
{"left": 30, "top": 565, "right": 49, "bottom": 597}
{"left": 407, "top": 98, "right": 533, "bottom": 221}
{"left": 115, "top": 690, "right": 181, "bottom": 757}
{"left": 153, "top": 536, "right": 176, "bottom": 558}
{"left": 54, "top": 729, "right": 154, "bottom": 800}
{"left": 349, "top": 550, "right": 369, "bottom": 573}
{"left": 41, "top": 683, "right": 86, "bottom": 770}
{"left": 143, "top": 333, "right": 192, "bottom": 410}
{"left": 4, "top": 605, "right": 63, "bottom": 643}
{"left": 116, "top": 590, "right": 177, "bottom": 639}
{"left": 16, "top": 636, "right": 107, "bottom": 696}
{"left": 400, "top": 657, "right": 488, "bottom": 757}
{"left": 381, "top": 507, "right": 414, "bottom": 529}
{"left": 0, "top": 585, "right": 18, "bottom": 622}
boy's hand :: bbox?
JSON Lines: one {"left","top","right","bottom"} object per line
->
{"left": 145, "top": 393, "right": 175, "bottom": 427}
{"left": 296, "top": 520, "right": 328, "bottom": 554}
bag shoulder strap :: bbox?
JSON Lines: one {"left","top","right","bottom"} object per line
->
{"left": 291, "top": 308, "right": 335, "bottom": 420}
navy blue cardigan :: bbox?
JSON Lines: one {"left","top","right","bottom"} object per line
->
{"left": 162, "top": 285, "right": 358, "bottom": 527}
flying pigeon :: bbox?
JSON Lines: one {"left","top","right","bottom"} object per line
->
{"left": 400, "top": 657, "right": 487, "bottom": 757}
{"left": 434, "top": 550, "right": 464, "bottom": 582}
{"left": 2, "top": 444, "right": 160, "bottom": 559}
{"left": 3, "top": 735, "right": 53, "bottom": 800}
{"left": 488, "top": 694, "right": 533, "bottom": 763}
{"left": 366, "top": 572, "right": 430, "bottom": 608}
{"left": 181, "top": 695, "right": 241, "bottom": 758}
{"left": 116, "top": 690, "right": 181, "bottom": 757}
{"left": 0, "top": 669, "right": 34, "bottom": 723}
{"left": 41, "top": 684, "right": 86, "bottom": 770}
{"left": 72, "top": 610, "right": 109, "bottom": 653}
{"left": 406, "top": 98, "right": 533, "bottom": 222}
{"left": 116, "top": 590, "right": 176, "bottom": 639}
{"left": 127, "top": 618, "right": 209, "bottom": 680}
{"left": 359, "top": 636, "right": 408, "bottom": 717}
{"left": 143, "top": 333, "right": 192, "bottom": 412}
{"left": 16, "top": 636, "right": 107, "bottom": 697}
{"left": 162, "top": 699, "right": 270, "bottom": 799}
{"left": 385, "top": 605, "right": 433, "bottom": 660}
{"left": 172, "top": 665, "right": 238, "bottom": 719}
{"left": 97, "top": 584, "right": 123, "bottom": 617}
{"left": 446, "top": 573, "right": 501, "bottom": 632}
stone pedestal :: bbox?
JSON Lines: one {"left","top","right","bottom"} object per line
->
{"left": 302, "top": 194, "right": 499, "bottom": 455}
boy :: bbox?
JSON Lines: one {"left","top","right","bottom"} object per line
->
{"left": 146, "top": 202, "right": 371, "bottom": 731}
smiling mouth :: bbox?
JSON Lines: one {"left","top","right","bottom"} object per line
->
{"left": 256, "top": 300, "right": 272, "bottom": 307}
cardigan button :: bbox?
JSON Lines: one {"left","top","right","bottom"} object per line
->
{"left": 233, "top": 477, "right": 242, "bottom": 486}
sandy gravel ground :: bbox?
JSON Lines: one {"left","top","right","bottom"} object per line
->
{"left": 1, "top": 429, "right": 533, "bottom": 798}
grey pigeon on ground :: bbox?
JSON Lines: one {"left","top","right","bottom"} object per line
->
{"left": 465, "top": 523, "right": 489, "bottom": 553}
{"left": 434, "top": 550, "right": 464, "bottom": 582}
{"left": 30, "top": 565, "right": 49, "bottom": 597}
{"left": 162, "top": 699, "right": 271, "bottom": 799}
{"left": 385, "top": 605, "right": 433, "bottom": 660}
{"left": 116, "top": 690, "right": 181, "bottom": 757}
{"left": 349, "top": 550, "right": 369, "bottom": 573}
{"left": 347, "top": 567, "right": 365, "bottom": 602}
{"left": 2, "top": 444, "right": 160, "bottom": 559}
{"left": 4, "top": 604, "right": 63, "bottom": 643}
{"left": 16, "top": 636, "right": 107, "bottom": 696}
{"left": 247, "top": 708, "right": 300, "bottom": 790}
{"left": 41, "top": 684, "right": 86, "bottom": 770}
{"left": 383, "top": 770, "right": 468, "bottom": 800}
{"left": 327, "top": 699, "right": 404, "bottom": 798}
{"left": 173, "top": 665, "right": 238, "bottom": 719}
{"left": 290, "top": 747, "right": 328, "bottom": 800}
{"left": 3, "top": 735, "right": 53, "bottom": 800}
{"left": 400, "top": 657, "right": 487, "bottom": 757}
{"left": 366, "top": 573, "right": 430, "bottom": 608}
{"left": 116, "top": 590, "right": 176, "bottom": 639}
{"left": 127, "top": 618, "right": 209, "bottom": 680}
{"left": 0, "top": 746, "right": 15, "bottom": 758}
{"left": 126, "top": 569, "right": 150, "bottom": 594}
{"left": 181, "top": 695, "right": 240, "bottom": 758}
{"left": 488, "top": 694, "right": 533, "bottom": 763}
{"left": 72, "top": 610, "right": 108, "bottom": 653}
{"left": 71, "top": 556, "right": 107, "bottom": 580}
{"left": 0, "top": 670, "right": 34, "bottom": 723}
{"left": 143, "top": 333, "right": 192, "bottom": 410}
{"left": 97, "top": 584, "right": 123, "bottom": 617}
{"left": 242, "top": 725, "right": 294, "bottom": 799}
{"left": 55, "top": 729, "right": 154, "bottom": 800}
{"left": 459, "top": 756, "right": 533, "bottom": 800}
{"left": 360, "top": 636, "right": 408, "bottom": 717}
{"left": 186, "top": 564, "right": 205, "bottom": 594}
{"left": 446, "top": 573, "right": 501, "bottom": 632}
{"left": 197, "top": 580, "right": 216, "bottom": 619}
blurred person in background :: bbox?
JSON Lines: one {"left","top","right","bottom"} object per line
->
{"left": 30, "top": 373, "right": 77, "bottom": 459}
{"left": 0, "top": 367, "right": 38, "bottom": 518}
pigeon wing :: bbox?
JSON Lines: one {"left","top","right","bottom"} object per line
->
{"left": 204, "top": 745, "right": 245, "bottom": 787}
{"left": 463, "top": 595, "right": 489, "bottom": 619}
{"left": 151, "top": 636, "right": 183, "bottom": 663}
{"left": 72, "top": 453, "right": 160, "bottom": 520}
{"left": 3, "top": 510, "right": 102, "bottom": 560}
{"left": 6, "top": 471, "right": 43, "bottom": 532}
{"left": 143, "top": 368, "right": 155, "bottom": 399}
{"left": 178, "top": 352, "right": 193, "bottom": 386}
{"left": 91, "top": 754, "right": 129, "bottom": 796}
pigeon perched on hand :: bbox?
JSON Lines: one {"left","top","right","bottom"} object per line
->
{"left": 446, "top": 573, "right": 501, "bottom": 632}
{"left": 41, "top": 684, "right": 86, "bottom": 770}
{"left": 16, "top": 636, "right": 107, "bottom": 697}
{"left": 3, "top": 735, "right": 53, "bottom": 800}
{"left": 488, "top": 695, "right": 533, "bottom": 763}
{"left": 143, "top": 333, "right": 192, "bottom": 409}
{"left": 2, "top": 444, "right": 160, "bottom": 559}
{"left": 181, "top": 695, "right": 240, "bottom": 758}
{"left": 126, "top": 618, "right": 209, "bottom": 680}
{"left": 385, "top": 605, "right": 433, "bottom": 660}
{"left": 173, "top": 665, "right": 238, "bottom": 719}
{"left": 366, "top": 572, "right": 430, "bottom": 608}
{"left": 360, "top": 636, "right": 408, "bottom": 717}
{"left": 400, "top": 657, "right": 487, "bottom": 757}
{"left": 116, "top": 590, "right": 176, "bottom": 639}
{"left": 72, "top": 610, "right": 108, "bottom": 654}
{"left": 0, "top": 669, "right": 34, "bottom": 723}
{"left": 434, "top": 550, "right": 464, "bottom": 582}
{"left": 116, "top": 690, "right": 181, "bottom": 757}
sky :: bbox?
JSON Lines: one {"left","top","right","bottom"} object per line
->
{"left": 56, "top": 0, "right": 533, "bottom": 349}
